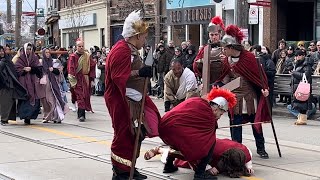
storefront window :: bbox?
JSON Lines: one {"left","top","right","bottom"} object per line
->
{"left": 316, "top": 21, "right": 320, "bottom": 40}
{"left": 317, "top": 0, "right": 320, "bottom": 19}
{"left": 202, "top": 24, "right": 209, "bottom": 45}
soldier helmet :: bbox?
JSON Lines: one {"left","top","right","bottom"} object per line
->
{"left": 221, "top": 25, "right": 245, "bottom": 47}
{"left": 207, "top": 87, "right": 237, "bottom": 111}
{"left": 208, "top": 16, "right": 225, "bottom": 33}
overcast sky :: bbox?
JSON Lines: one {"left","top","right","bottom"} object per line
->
{"left": 0, "top": 0, "right": 46, "bottom": 13}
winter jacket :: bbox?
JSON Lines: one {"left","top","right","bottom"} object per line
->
{"left": 282, "top": 55, "right": 294, "bottom": 74}
{"left": 155, "top": 50, "right": 170, "bottom": 74}
{"left": 291, "top": 57, "right": 313, "bottom": 112}
{"left": 184, "top": 46, "right": 196, "bottom": 70}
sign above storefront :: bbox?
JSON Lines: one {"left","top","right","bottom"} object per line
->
{"left": 59, "top": 13, "right": 97, "bottom": 30}
{"left": 167, "top": 0, "right": 212, "bottom": 9}
{"left": 167, "top": 5, "right": 215, "bottom": 25}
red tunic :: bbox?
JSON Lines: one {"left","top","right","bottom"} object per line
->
{"left": 175, "top": 138, "right": 251, "bottom": 169}
{"left": 104, "top": 39, "right": 160, "bottom": 172}
{"left": 216, "top": 50, "right": 271, "bottom": 132}
{"left": 67, "top": 52, "right": 95, "bottom": 111}
{"left": 159, "top": 97, "right": 217, "bottom": 162}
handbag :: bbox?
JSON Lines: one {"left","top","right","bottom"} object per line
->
{"left": 294, "top": 73, "right": 310, "bottom": 101}
{"left": 40, "top": 75, "right": 47, "bottom": 85}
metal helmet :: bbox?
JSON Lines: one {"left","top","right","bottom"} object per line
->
{"left": 207, "top": 87, "right": 237, "bottom": 112}
{"left": 220, "top": 25, "right": 244, "bottom": 46}
{"left": 221, "top": 35, "right": 237, "bottom": 46}
{"left": 207, "top": 16, "right": 225, "bottom": 33}
{"left": 211, "top": 97, "right": 229, "bottom": 111}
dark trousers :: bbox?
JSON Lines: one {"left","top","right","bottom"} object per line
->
{"left": 230, "top": 114, "right": 265, "bottom": 151}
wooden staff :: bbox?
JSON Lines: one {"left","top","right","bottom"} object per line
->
{"left": 256, "top": 57, "right": 282, "bottom": 157}
{"left": 129, "top": 77, "right": 149, "bottom": 180}
{"left": 217, "top": 121, "right": 267, "bottom": 129}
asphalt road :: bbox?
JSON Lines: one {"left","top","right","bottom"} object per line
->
{"left": 0, "top": 93, "right": 320, "bottom": 180}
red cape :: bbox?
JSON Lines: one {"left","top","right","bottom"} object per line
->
{"left": 104, "top": 39, "right": 160, "bottom": 171}
{"left": 216, "top": 50, "right": 271, "bottom": 132}
{"left": 175, "top": 138, "right": 251, "bottom": 169}
{"left": 159, "top": 97, "right": 217, "bottom": 161}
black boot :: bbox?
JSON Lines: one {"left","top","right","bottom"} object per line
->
{"left": 78, "top": 109, "right": 85, "bottom": 122}
{"left": 112, "top": 166, "right": 129, "bottom": 180}
{"left": 164, "top": 101, "right": 171, "bottom": 112}
{"left": 1, "top": 120, "right": 8, "bottom": 125}
{"left": 257, "top": 149, "right": 269, "bottom": 159}
{"left": 134, "top": 168, "right": 147, "bottom": 179}
{"left": 163, "top": 155, "right": 178, "bottom": 173}
{"left": 24, "top": 119, "right": 31, "bottom": 125}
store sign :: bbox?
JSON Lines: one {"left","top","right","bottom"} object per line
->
{"left": 167, "top": 6, "right": 215, "bottom": 25}
{"left": 59, "top": 13, "right": 97, "bottom": 29}
{"left": 248, "top": 7, "right": 259, "bottom": 24}
{"left": 167, "top": 0, "right": 212, "bottom": 9}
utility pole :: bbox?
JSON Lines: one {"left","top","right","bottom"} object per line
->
{"left": 7, "top": 0, "right": 12, "bottom": 24}
{"left": 34, "top": 0, "right": 38, "bottom": 44}
{"left": 235, "top": 0, "right": 249, "bottom": 29}
{"left": 154, "top": 0, "right": 161, "bottom": 45}
{"left": 14, "top": 0, "right": 22, "bottom": 48}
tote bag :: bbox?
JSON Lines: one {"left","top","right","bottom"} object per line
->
{"left": 40, "top": 75, "right": 47, "bottom": 85}
{"left": 294, "top": 73, "right": 310, "bottom": 101}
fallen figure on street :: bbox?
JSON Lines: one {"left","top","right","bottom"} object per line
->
{"left": 144, "top": 138, "right": 254, "bottom": 178}
{"left": 157, "top": 87, "right": 237, "bottom": 180}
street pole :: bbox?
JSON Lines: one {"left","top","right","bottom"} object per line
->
{"left": 14, "top": 0, "right": 22, "bottom": 48}
{"left": 7, "top": 0, "right": 12, "bottom": 24}
{"left": 154, "top": 0, "right": 160, "bottom": 45}
{"left": 235, "top": 0, "right": 249, "bottom": 29}
{"left": 34, "top": 0, "right": 38, "bottom": 44}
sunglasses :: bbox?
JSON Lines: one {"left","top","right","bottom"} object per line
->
{"left": 310, "top": 44, "right": 315, "bottom": 46}
{"left": 298, "top": 44, "right": 304, "bottom": 46}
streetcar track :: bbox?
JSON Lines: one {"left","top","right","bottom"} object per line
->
{"left": 58, "top": 122, "right": 320, "bottom": 178}
{"left": 0, "top": 129, "right": 175, "bottom": 180}
{"left": 2, "top": 121, "right": 320, "bottom": 179}
{"left": 61, "top": 122, "right": 320, "bottom": 154}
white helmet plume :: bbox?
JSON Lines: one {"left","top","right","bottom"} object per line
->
{"left": 122, "top": 10, "right": 148, "bottom": 38}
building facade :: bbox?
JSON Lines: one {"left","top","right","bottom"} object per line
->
{"left": 107, "top": 0, "right": 165, "bottom": 48}
{"left": 58, "top": 0, "right": 107, "bottom": 50}
{"left": 46, "top": 0, "right": 60, "bottom": 47}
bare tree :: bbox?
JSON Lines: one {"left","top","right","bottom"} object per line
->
{"left": 66, "top": 6, "right": 88, "bottom": 46}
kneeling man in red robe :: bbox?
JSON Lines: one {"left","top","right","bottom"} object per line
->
{"left": 159, "top": 88, "right": 237, "bottom": 180}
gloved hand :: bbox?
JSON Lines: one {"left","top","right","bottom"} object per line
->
{"left": 138, "top": 66, "right": 152, "bottom": 78}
